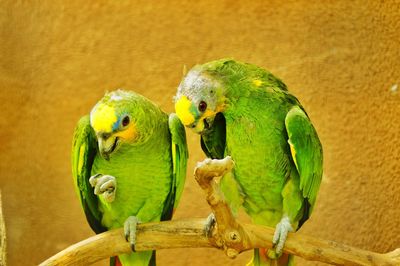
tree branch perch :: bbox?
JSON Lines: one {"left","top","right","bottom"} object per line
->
{"left": 40, "top": 157, "right": 400, "bottom": 266}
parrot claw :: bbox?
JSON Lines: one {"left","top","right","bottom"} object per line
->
{"left": 204, "top": 213, "right": 216, "bottom": 238}
{"left": 271, "top": 216, "right": 293, "bottom": 256}
{"left": 89, "top": 174, "right": 117, "bottom": 202}
{"left": 124, "top": 216, "right": 140, "bottom": 252}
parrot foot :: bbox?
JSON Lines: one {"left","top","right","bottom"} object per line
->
{"left": 271, "top": 215, "right": 293, "bottom": 257}
{"left": 204, "top": 213, "right": 216, "bottom": 238}
{"left": 89, "top": 174, "right": 117, "bottom": 202}
{"left": 124, "top": 216, "right": 140, "bottom": 252}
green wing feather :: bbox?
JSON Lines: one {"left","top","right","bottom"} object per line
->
{"left": 161, "top": 113, "right": 188, "bottom": 220}
{"left": 72, "top": 115, "right": 106, "bottom": 233}
{"left": 285, "top": 106, "right": 323, "bottom": 214}
{"left": 201, "top": 113, "right": 226, "bottom": 159}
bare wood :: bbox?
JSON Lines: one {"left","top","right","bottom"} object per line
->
{"left": 40, "top": 157, "right": 400, "bottom": 266}
{"left": 39, "top": 218, "right": 400, "bottom": 266}
{"left": 0, "top": 190, "right": 7, "bottom": 266}
{"left": 40, "top": 219, "right": 213, "bottom": 266}
{"left": 194, "top": 157, "right": 250, "bottom": 258}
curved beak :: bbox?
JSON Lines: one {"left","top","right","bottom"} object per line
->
{"left": 186, "top": 119, "right": 206, "bottom": 133}
{"left": 98, "top": 133, "right": 119, "bottom": 161}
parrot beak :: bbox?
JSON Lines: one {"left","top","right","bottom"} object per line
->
{"left": 187, "top": 117, "right": 216, "bottom": 134}
{"left": 186, "top": 119, "right": 207, "bottom": 134}
{"left": 98, "top": 133, "right": 119, "bottom": 161}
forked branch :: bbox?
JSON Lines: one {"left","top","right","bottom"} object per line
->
{"left": 40, "top": 157, "right": 400, "bottom": 266}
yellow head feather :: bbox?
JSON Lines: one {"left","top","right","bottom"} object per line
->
{"left": 175, "top": 96, "right": 195, "bottom": 126}
{"left": 91, "top": 104, "right": 117, "bottom": 132}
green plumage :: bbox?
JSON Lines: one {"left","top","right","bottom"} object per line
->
{"left": 72, "top": 90, "right": 188, "bottom": 266}
{"left": 175, "top": 59, "right": 323, "bottom": 266}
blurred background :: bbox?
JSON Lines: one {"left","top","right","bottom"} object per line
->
{"left": 1, "top": 1, "right": 399, "bottom": 265}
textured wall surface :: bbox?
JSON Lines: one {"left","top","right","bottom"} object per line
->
{"left": 1, "top": 1, "right": 399, "bottom": 265}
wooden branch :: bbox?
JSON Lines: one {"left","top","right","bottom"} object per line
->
{"left": 0, "top": 190, "right": 7, "bottom": 266}
{"left": 40, "top": 219, "right": 212, "bottom": 266}
{"left": 194, "top": 157, "right": 249, "bottom": 258}
{"left": 40, "top": 157, "right": 400, "bottom": 266}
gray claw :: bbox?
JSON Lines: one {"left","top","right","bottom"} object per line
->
{"left": 89, "top": 174, "right": 117, "bottom": 202}
{"left": 124, "top": 216, "right": 140, "bottom": 252}
{"left": 89, "top": 174, "right": 102, "bottom": 187}
{"left": 204, "top": 213, "right": 216, "bottom": 238}
{"left": 272, "top": 216, "right": 293, "bottom": 255}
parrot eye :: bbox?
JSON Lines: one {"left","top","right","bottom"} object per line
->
{"left": 122, "top": 116, "right": 130, "bottom": 127}
{"left": 198, "top": 101, "right": 207, "bottom": 112}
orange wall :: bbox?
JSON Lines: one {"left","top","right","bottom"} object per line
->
{"left": 1, "top": 1, "right": 399, "bottom": 265}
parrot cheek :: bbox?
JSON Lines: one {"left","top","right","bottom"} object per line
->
{"left": 114, "top": 125, "right": 137, "bottom": 143}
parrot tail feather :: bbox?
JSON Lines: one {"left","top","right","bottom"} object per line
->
{"left": 247, "top": 249, "right": 294, "bottom": 266}
{"left": 109, "top": 251, "right": 155, "bottom": 266}
{"left": 149, "top": 251, "right": 156, "bottom": 266}
{"left": 110, "top": 256, "right": 122, "bottom": 266}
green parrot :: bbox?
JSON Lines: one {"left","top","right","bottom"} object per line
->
{"left": 174, "top": 59, "right": 323, "bottom": 266}
{"left": 72, "top": 90, "right": 188, "bottom": 266}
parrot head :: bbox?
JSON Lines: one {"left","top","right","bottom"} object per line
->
{"left": 174, "top": 67, "right": 227, "bottom": 134}
{"left": 90, "top": 90, "right": 149, "bottom": 160}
